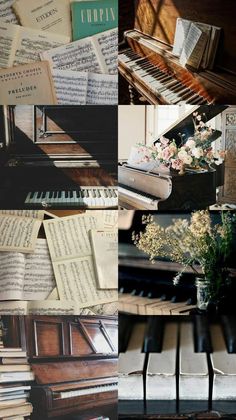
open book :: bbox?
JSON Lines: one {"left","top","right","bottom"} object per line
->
{"left": 0, "top": 238, "right": 55, "bottom": 301}
{"left": 52, "top": 69, "right": 118, "bottom": 104}
{"left": 0, "top": 210, "right": 43, "bottom": 253}
{"left": 13, "top": 0, "right": 71, "bottom": 39}
{"left": 0, "top": 61, "right": 57, "bottom": 104}
{"left": 0, "top": 21, "right": 69, "bottom": 69}
{"left": 172, "top": 17, "right": 221, "bottom": 70}
{"left": 40, "top": 28, "right": 117, "bottom": 74}
{"left": 43, "top": 211, "right": 117, "bottom": 308}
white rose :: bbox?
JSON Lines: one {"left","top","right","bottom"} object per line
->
{"left": 183, "top": 155, "right": 193, "bottom": 165}
{"left": 192, "top": 147, "right": 203, "bottom": 159}
{"left": 178, "top": 149, "right": 188, "bottom": 160}
{"left": 185, "top": 139, "right": 196, "bottom": 149}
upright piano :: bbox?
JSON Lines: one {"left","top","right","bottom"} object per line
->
{"left": 119, "top": 105, "right": 227, "bottom": 210}
{"left": 119, "top": 0, "right": 236, "bottom": 104}
{"left": 0, "top": 106, "right": 118, "bottom": 209}
{"left": 3, "top": 315, "right": 118, "bottom": 420}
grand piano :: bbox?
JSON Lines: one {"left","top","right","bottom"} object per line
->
{"left": 0, "top": 106, "right": 118, "bottom": 210}
{"left": 119, "top": 0, "right": 236, "bottom": 104}
{"left": 3, "top": 315, "right": 118, "bottom": 420}
{"left": 119, "top": 104, "right": 228, "bottom": 210}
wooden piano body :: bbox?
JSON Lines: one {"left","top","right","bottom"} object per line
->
{"left": 4, "top": 315, "right": 118, "bottom": 420}
{"left": 119, "top": 0, "right": 236, "bottom": 104}
{"left": 118, "top": 105, "right": 227, "bottom": 210}
{"left": 0, "top": 105, "right": 118, "bottom": 209}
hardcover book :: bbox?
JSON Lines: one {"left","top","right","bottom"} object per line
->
{"left": 71, "top": 0, "right": 118, "bottom": 41}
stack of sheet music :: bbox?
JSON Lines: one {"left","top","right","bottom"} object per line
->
{"left": 0, "top": 0, "right": 118, "bottom": 104}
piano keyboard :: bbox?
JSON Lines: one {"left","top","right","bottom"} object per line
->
{"left": 119, "top": 292, "right": 196, "bottom": 315}
{"left": 56, "top": 382, "right": 118, "bottom": 399}
{"left": 119, "top": 316, "right": 236, "bottom": 414}
{"left": 119, "top": 49, "right": 209, "bottom": 105}
{"left": 24, "top": 186, "right": 118, "bottom": 208}
{"left": 119, "top": 186, "right": 159, "bottom": 210}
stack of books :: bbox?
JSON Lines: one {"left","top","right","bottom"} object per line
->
{"left": 0, "top": 0, "right": 118, "bottom": 105}
{"left": 0, "top": 346, "right": 34, "bottom": 419}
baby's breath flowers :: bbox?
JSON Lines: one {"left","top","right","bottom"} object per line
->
{"left": 135, "top": 111, "right": 225, "bottom": 173}
{"left": 133, "top": 211, "right": 235, "bottom": 301}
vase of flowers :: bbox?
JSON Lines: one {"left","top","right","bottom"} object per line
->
{"left": 133, "top": 211, "right": 236, "bottom": 311}
{"left": 134, "top": 111, "right": 225, "bottom": 174}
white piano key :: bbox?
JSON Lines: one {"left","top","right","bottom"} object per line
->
{"left": 211, "top": 324, "right": 236, "bottom": 400}
{"left": 146, "top": 323, "right": 178, "bottom": 400}
{"left": 179, "top": 323, "right": 209, "bottom": 400}
{"left": 119, "top": 323, "right": 146, "bottom": 400}
{"left": 118, "top": 186, "right": 159, "bottom": 210}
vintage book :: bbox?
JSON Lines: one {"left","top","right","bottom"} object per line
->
{"left": 43, "top": 212, "right": 117, "bottom": 308}
{"left": 0, "top": 402, "right": 33, "bottom": 417}
{"left": 0, "top": 365, "right": 30, "bottom": 372}
{"left": 0, "top": 0, "right": 18, "bottom": 23}
{"left": 1, "top": 358, "right": 28, "bottom": 365}
{"left": 90, "top": 229, "right": 117, "bottom": 289}
{"left": 52, "top": 69, "right": 118, "bottom": 104}
{"left": 0, "top": 61, "right": 57, "bottom": 104}
{"left": 0, "top": 211, "right": 43, "bottom": 252}
{"left": 173, "top": 17, "right": 221, "bottom": 70}
{"left": 0, "top": 21, "right": 69, "bottom": 69}
{"left": 12, "top": 0, "right": 71, "bottom": 39}
{"left": 41, "top": 27, "right": 118, "bottom": 74}
{"left": 0, "top": 238, "right": 55, "bottom": 301}
{"left": 0, "top": 350, "right": 27, "bottom": 358}
{"left": 71, "top": 0, "right": 118, "bottom": 41}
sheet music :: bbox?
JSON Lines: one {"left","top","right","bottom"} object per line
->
{"left": 0, "top": 214, "right": 41, "bottom": 252}
{"left": 44, "top": 212, "right": 103, "bottom": 261}
{"left": 86, "top": 209, "right": 118, "bottom": 228}
{"left": 0, "top": 252, "right": 25, "bottom": 300}
{"left": 172, "top": 18, "right": 191, "bottom": 57}
{"left": 23, "top": 239, "right": 56, "bottom": 300}
{"left": 90, "top": 301, "right": 118, "bottom": 315}
{"left": 0, "top": 0, "right": 18, "bottom": 24}
{"left": 180, "top": 23, "right": 204, "bottom": 68}
{"left": 11, "top": 24, "right": 69, "bottom": 67}
{"left": 46, "top": 286, "right": 59, "bottom": 300}
{"left": 52, "top": 69, "right": 88, "bottom": 105}
{"left": 41, "top": 37, "right": 102, "bottom": 73}
{"left": 92, "top": 28, "right": 118, "bottom": 74}
{"left": 53, "top": 256, "right": 117, "bottom": 307}
{"left": 0, "top": 210, "right": 44, "bottom": 220}
{"left": 0, "top": 300, "right": 78, "bottom": 315}
{"left": 87, "top": 72, "right": 118, "bottom": 104}
{"left": 0, "top": 21, "right": 18, "bottom": 67}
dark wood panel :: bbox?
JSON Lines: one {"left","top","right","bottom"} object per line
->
{"left": 33, "top": 320, "right": 64, "bottom": 357}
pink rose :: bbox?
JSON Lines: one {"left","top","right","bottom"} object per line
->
{"left": 160, "top": 136, "right": 169, "bottom": 146}
{"left": 171, "top": 158, "right": 183, "bottom": 170}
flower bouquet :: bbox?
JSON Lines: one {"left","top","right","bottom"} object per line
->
{"left": 133, "top": 211, "right": 236, "bottom": 310}
{"left": 133, "top": 112, "right": 225, "bottom": 175}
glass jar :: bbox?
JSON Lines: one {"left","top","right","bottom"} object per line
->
{"left": 195, "top": 277, "right": 210, "bottom": 311}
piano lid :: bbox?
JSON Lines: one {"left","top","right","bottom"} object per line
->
{"left": 134, "top": 0, "right": 236, "bottom": 74}
{"left": 153, "top": 105, "right": 228, "bottom": 145}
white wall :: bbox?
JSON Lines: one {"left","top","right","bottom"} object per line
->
{"left": 118, "top": 105, "right": 146, "bottom": 160}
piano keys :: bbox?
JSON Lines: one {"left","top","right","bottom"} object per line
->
{"left": 119, "top": 0, "right": 236, "bottom": 104}
{"left": 119, "top": 315, "right": 236, "bottom": 416}
{"left": 24, "top": 186, "right": 118, "bottom": 208}
{"left": 118, "top": 105, "right": 227, "bottom": 210}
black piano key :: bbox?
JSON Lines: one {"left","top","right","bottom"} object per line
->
{"left": 36, "top": 191, "right": 41, "bottom": 199}
{"left": 119, "top": 314, "right": 135, "bottom": 353}
{"left": 69, "top": 190, "right": 73, "bottom": 199}
{"left": 29, "top": 191, "right": 34, "bottom": 199}
{"left": 221, "top": 315, "right": 236, "bottom": 353}
{"left": 76, "top": 190, "right": 81, "bottom": 198}
{"left": 49, "top": 191, "right": 53, "bottom": 199}
{"left": 143, "top": 316, "right": 164, "bottom": 353}
{"left": 194, "top": 315, "right": 212, "bottom": 353}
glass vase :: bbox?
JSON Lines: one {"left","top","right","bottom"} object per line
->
{"left": 195, "top": 277, "right": 210, "bottom": 311}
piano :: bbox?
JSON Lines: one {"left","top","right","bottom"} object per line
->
{"left": 119, "top": 212, "right": 236, "bottom": 316}
{"left": 3, "top": 315, "right": 118, "bottom": 420}
{"left": 119, "top": 314, "right": 236, "bottom": 418}
{"left": 119, "top": 105, "right": 227, "bottom": 210}
{"left": 119, "top": 0, "right": 236, "bottom": 105}
{"left": 0, "top": 105, "right": 118, "bottom": 209}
